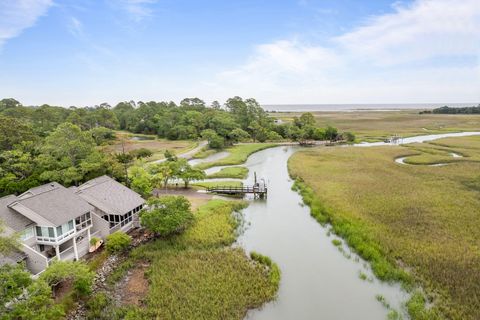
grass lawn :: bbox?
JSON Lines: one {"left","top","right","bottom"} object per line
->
{"left": 192, "top": 147, "right": 218, "bottom": 159}
{"left": 192, "top": 180, "right": 243, "bottom": 189}
{"left": 207, "top": 166, "right": 249, "bottom": 179}
{"left": 289, "top": 137, "right": 480, "bottom": 319}
{"left": 195, "top": 143, "right": 277, "bottom": 169}
{"left": 273, "top": 110, "right": 480, "bottom": 142}
{"left": 92, "top": 200, "right": 279, "bottom": 320}
{"left": 104, "top": 131, "right": 198, "bottom": 161}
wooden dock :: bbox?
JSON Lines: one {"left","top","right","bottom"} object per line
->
{"left": 206, "top": 185, "right": 267, "bottom": 198}
{"left": 206, "top": 172, "right": 267, "bottom": 198}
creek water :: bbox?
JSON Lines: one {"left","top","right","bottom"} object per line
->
{"left": 355, "top": 131, "right": 480, "bottom": 147}
{"left": 235, "top": 147, "right": 407, "bottom": 320}
{"left": 190, "top": 131, "right": 480, "bottom": 320}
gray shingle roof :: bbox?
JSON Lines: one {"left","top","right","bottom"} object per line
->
{"left": 77, "top": 175, "right": 145, "bottom": 216}
{"left": 0, "top": 195, "right": 34, "bottom": 231}
{"left": 12, "top": 184, "right": 93, "bottom": 226}
{"left": 18, "top": 182, "right": 61, "bottom": 198}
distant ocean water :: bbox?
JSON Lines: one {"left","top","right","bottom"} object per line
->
{"left": 263, "top": 103, "right": 477, "bottom": 112}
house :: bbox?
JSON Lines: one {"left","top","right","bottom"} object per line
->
{"left": 73, "top": 175, "right": 145, "bottom": 237}
{"left": 0, "top": 176, "right": 145, "bottom": 275}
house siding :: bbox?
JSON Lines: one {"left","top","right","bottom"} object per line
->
{"left": 91, "top": 212, "right": 110, "bottom": 239}
{"left": 22, "top": 244, "right": 48, "bottom": 275}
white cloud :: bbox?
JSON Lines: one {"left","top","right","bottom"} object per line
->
{"left": 67, "top": 16, "right": 84, "bottom": 38}
{"left": 0, "top": 0, "right": 53, "bottom": 49}
{"left": 208, "top": 0, "right": 480, "bottom": 104}
{"left": 118, "top": 0, "right": 158, "bottom": 22}
{"left": 336, "top": 0, "right": 480, "bottom": 65}
{"left": 218, "top": 40, "right": 340, "bottom": 85}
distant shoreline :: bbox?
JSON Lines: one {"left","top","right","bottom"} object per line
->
{"left": 264, "top": 103, "right": 477, "bottom": 112}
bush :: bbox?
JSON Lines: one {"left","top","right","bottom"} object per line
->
{"left": 105, "top": 231, "right": 132, "bottom": 254}
{"left": 228, "top": 128, "right": 250, "bottom": 143}
{"left": 267, "top": 131, "right": 282, "bottom": 141}
{"left": 40, "top": 260, "right": 94, "bottom": 297}
{"left": 140, "top": 196, "right": 194, "bottom": 237}
{"left": 201, "top": 129, "right": 225, "bottom": 149}
{"left": 85, "top": 292, "right": 144, "bottom": 319}
{"left": 89, "top": 127, "right": 115, "bottom": 145}
{"left": 209, "top": 134, "right": 225, "bottom": 149}
{"left": 343, "top": 132, "right": 356, "bottom": 142}
{"left": 130, "top": 148, "right": 153, "bottom": 159}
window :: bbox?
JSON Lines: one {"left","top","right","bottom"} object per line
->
{"left": 56, "top": 226, "right": 62, "bottom": 236}
{"left": 75, "top": 212, "right": 92, "bottom": 230}
{"left": 36, "top": 226, "right": 53, "bottom": 238}
{"left": 39, "top": 244, "right": 45, "bottom": 252}
{"left": 20, "top": 227, "right": 34, "bottom": 241}
{"left": 68, "top": 220, "right": 74, "bottom": 230}
{"left": 104, "top": 211, "right": 134, "bottom": 230}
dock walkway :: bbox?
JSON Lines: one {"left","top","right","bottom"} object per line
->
{"left": 206, "top": 185, "right": 267, "bottom": 198}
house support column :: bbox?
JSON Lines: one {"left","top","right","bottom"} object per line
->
{"left": 73, "top": 237, "right": 79, "bottom": 260}
{"left": 87, "top": 228, "right": 91, "bottom": 243}
{"left": 55, "top": 245, "right": 60, "bottom": 260}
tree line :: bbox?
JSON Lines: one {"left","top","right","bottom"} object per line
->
{"left": 0, "top": 96, "right": 352, "bottom": 196}
{"left": 419, "top": 105, "right": 480, "bottom": 114}
{"left": 0, "top": 119, "right": 123, "bottom": 196}
{"left": 0, "top": 97, "right": 350, "bottom": 149}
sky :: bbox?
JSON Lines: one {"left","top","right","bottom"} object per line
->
{"left": 0, "top": 0, "right": 479, "bottom": 107}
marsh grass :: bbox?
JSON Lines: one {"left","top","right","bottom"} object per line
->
{"left": 250, "top": 252, "right": 281, "bottom": 289}
{"left": 358, "top": 271, "right": 368, "bottom": 281}
{"left": 289, "top": 140, "right": 480, "bottom": 319}
{"left": 403, "top": 136, "right": 480, "bottom": 165}
{"left": 195, "top": 143, "right": 276, "bottom": 169}
{"left": 207, "top": 166, "right": 249, "bottom": 179}
{"left": 101, "top": 200, "right": 278, "bottom": 320}
{"left": 331, "top": 239, "right": 342, "bottom": 246}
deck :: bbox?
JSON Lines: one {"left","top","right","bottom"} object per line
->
{"left": 206, "top": 185, "right": 267, "bottom": 198}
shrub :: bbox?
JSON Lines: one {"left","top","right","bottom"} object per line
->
{"left": 140, "top": 196, "right": 194, "bottom": 237}
{"left": 40, "top": 260, "right": 94, "bottom": 297}
{"left": 209, "top": 134, "right": 225, "bottom": 149}
{"left": 343, "top": 131, "right": 356, "bottom": 142}
{"left": 130, "top": 148, "right": 153, "bottom": 159}
{"left": 7, "top": 279, "right": 64, "bottom": 319}
{"left": 267, "top": 130, "right": 283, "bottom": 141}
{"left": 228, "top": 128, "right": 250, "bottom": 143}
{"left": 85, "top": 292, "right": 142, "bottom": 319}
{"left": 105, "top": 231, "right": 132, "bottom": 254}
